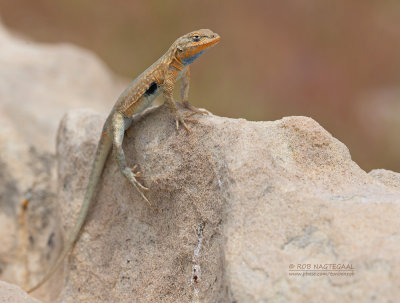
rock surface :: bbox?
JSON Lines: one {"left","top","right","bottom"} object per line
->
{"left": 0, "top": 107, "right": 59, "bottom": 298}
{"left": 0, "top": 21, "right": 125, "bottom": 152}
{"left": 40, "top": 107, "right": 400, "bottom": 303}
{"left": 0, "top": 20, "right": 124, "bottom": 302}
{"left": 0, "top": 280, "right": 40, "bottom": 303}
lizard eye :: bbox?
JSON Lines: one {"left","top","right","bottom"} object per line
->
{"left": 192, "top": 35, "right": 201, "bottom": 42}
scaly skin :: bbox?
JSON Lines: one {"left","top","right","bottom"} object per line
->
{"left": 27, "top": 29, "right": 220, "bottom": 293}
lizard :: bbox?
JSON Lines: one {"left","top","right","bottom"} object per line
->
{"left": 27, "top": 29, "right": 220, "bottom": 293}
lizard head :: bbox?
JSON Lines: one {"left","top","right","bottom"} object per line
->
{"left": 174, "top": 29, "right": 221, "bottom": 65}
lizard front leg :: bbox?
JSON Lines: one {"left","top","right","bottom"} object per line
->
{"left": 111, "top": 112, "right": 156, "bottom": 210}
{"left": 181, "top": 67, "right": 209, "bottom": 117}
{"left": 163, "top": 69, "right": 191, "bottom": 132}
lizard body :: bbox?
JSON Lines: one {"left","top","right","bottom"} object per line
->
{"left": 27, "top": 29, "right": 220, "bottom": 293}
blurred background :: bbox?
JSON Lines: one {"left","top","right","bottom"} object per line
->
{"left": 0, "top": 0, "right": 399, "bottom": 172}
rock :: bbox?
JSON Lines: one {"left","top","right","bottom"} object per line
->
{"left": 46, "top": 107, "right": 400, "bottom": 302}
{"left": 0, "top": 21, "right": 125, "bottom": 153}
{"left": 0, "top": 280, "right": 41, "bottom": 303}
{"left": 369, "top": 169, "right": 400, "bottom": 189}
{"left": 0, "top": 20, "right": 125, "bottom": 302}
{"left": 0, "top": 104, "right": 60, "bottom": 301}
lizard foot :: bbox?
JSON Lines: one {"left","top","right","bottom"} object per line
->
{"left": 183, "top": 101, "right": 209, "bottom": 117}
{"left": 131, "top": 164, "right": 144, "bottom": 179}
{"left": 174, "top": 112, "right": 193, "bottom": 133}
{"left": 129, "top": 166, "right": 148, "bottom": 190}
{"left": 122, "top": 167, "right": 157, "bottom": 212}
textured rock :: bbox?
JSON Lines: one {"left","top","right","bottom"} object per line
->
{"left": 0, "top": 21, "right": 125, "bottom": 153}
{"left": 369, "top": 168, "right": 400, "bottom": 189}
{"left": 0, "top": 20, "right": 125, "bottom": 302}
{"left": 0, "top": 280, "right": 41, "bottom": 303}
{"left": 0, "top": 103, "right": 60, "bottom": 301}
{"left": 45, "top": 107, "right": 400, "bottom": 303}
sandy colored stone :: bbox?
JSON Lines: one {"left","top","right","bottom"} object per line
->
{"left": 0, "top": 104, "right": 60, "bottom": 301}
{"left": 39, "top": 107, "right": 400, "bottom": 303}
{"left": 0, "top": 20, "right": 124, "bottom": 302}
{"left": 0, "top": 280, "right": 41, "bottom": 303}
{"left": 369, "top": 168, "right": 400, "bottom": 189}
{"left": 0, "top": 21, "right": 125, "bottom": 153}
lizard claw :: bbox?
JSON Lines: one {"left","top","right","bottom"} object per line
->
{"left": 135, "top": 179, "right": 149, "bottom": 191}
{"left": 123, "top": 167, "right": 149, "bottom": 191}
{"left": 183, "top": 101, "right": 209, "bottom": 117}
{"left": 122, "top": 168, "right": 156, "bottom": 211}
{"left": 175, "top": 114, "right": 192, "bottom": 133}
{"left": 184, "top": 112, "right": 198, "bottom": 119}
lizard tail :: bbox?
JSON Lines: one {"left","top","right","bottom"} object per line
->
{"left": 27, "top": 134, "right": 113, "bottom": 293}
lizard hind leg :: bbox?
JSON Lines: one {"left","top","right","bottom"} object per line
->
{"left": 111, "top": 112, "right": 156, "bottom": 211}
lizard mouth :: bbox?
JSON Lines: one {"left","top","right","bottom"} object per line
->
{"left": 200, "top": 34, "right": 221, "bottom": 50}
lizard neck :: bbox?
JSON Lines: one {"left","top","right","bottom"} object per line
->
{"left": 169, "top": 54, "right": 185, "bottom": 71}
{"left": 163, "top": 44, "right": 185, "bottom": 71}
